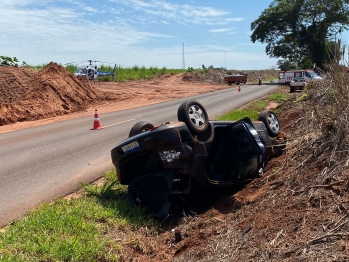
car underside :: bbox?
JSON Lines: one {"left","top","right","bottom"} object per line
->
{"left": 111, "top": 100, "right": 286, "bottom": 218}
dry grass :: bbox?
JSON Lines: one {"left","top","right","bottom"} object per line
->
{"left": 171, "top": 64, "right": 349, "bottom": 262}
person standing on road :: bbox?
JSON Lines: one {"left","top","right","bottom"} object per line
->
{"left": 258, "top": 75, "right": 262, "bottom": 85}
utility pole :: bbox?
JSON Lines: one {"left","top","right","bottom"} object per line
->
{"left": 181, "top": 43, "right": 185, "bottom": 70}
{"left": 225, "top": 51, "right": 226, "bottom": 69}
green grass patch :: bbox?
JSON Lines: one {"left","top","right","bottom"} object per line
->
{"left": 294, "top": 93, "right": 308, "bottom": 103}
{"left": 215, "top": 109, "right": 259, "bottom": 121}
{"left": 0, "top": 171, "right": 156, "bottom": 261}
{"left": 268, "top": 93, "right": 289, "bottom": 102}
{"left": 249, "top": 100, "right": 269, "bottom": 111}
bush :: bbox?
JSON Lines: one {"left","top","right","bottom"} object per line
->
{"left": 0, "top": 56, "right": 19, "bottom": 67}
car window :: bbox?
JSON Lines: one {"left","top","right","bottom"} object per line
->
{"left": 239, "top": 155, "right": 259, "bottom": 178}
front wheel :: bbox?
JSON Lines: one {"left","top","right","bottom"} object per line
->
{"left": 129, "top": 121, "right": 154, "bottom": 137}
{"left": 177, "top": 100, "right": 210, "bottom": 135}
{"left": 258, "top": 110, "right": 281, "bottom": 138}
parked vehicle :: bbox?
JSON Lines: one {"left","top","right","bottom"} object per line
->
{"left": 224, "top": 72, "right": 248, "bottom": 85}
{"left": 284, "top": 69, "right": 322, "bottom": 85}
{"left": 278, "top": 71, "right": 285, "bottom": 86}
{"left": 289, "top": 77, "right": 306, "bottom": 93}
{"left": 111, "top": 100, "right": 286, "bottom": 218}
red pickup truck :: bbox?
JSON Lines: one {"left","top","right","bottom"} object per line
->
{"left": 224, "top": 72, "right": 248, "bottom": 85}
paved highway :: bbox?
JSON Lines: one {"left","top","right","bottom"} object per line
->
{"left": 0, "top": 83, "right": 279, "bottom": 227}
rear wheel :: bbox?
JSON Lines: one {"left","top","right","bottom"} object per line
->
{"left": 258, "top": 110, "right": 280, "bottom": 137}
{"left": 129, "top": 121, "right": 154, "bottom": 137}
{"left": 177, "top": 100, "right": 210, "bottom": 135}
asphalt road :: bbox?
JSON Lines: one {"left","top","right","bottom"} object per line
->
{"left": 0, "top": 83, "right": 279, "bottom": 227}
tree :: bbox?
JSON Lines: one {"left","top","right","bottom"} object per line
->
{"left": 0, "top": 56, "right": 19, "bottom": 67}
{"left": 277, "top": 59, "right": 296, "bottom": 71}
{"left": 251, "top": 0, "right": 349, "bottom": 69}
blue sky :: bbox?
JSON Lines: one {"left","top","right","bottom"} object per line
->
{"left": 1, "top": 1, "right": 348, "bottom": 70}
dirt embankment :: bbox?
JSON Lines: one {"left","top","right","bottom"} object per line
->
{"left": 0, "top": 63, "right": 116, "bottom": 126}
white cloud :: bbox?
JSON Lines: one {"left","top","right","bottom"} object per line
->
{"left": 209, "top": 28, "right": 232, "bottom": 33}
{"left": 108, "top": 0, "right": 242, "bottom": 25}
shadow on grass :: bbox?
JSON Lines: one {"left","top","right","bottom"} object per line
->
{"left": 82, "top": 175, "right": 254, "bottom": 231}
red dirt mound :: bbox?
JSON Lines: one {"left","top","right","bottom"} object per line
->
{"left": 0, "top": 63, "right": 112, "bottom": 126}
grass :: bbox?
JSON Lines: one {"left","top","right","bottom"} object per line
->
{"left": 0, "top": 170, "right": 157, "bottom": 261}
{"left": 215, "top": 92, "right": 289, "bottom": 121}
{"left": 268, "top": 93, "right": 289, "bottom": 102}
{"left": 65, "top": 64, "right": 186, "bottom": 82}
{"left": 215, "top": 109, "right": 259, "bottom": 121}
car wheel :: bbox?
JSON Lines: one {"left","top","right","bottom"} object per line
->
{"left": 129, "top": 121, "right": 154, "bottom": 137}
{"left": 290, "top": 86, "right": 295, "bottom": 93}
{"left": 177, "top": 100, "right": 210, "bottom": 135}
{"left": 258, "top": 110, "right": 280, "bottom": 138}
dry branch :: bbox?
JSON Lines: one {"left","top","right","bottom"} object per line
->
{"left": 308, "top": 233, "right": 349, "bottom": 244}
{"left": 291, "top": 180, "right": 346, "bottom": 194}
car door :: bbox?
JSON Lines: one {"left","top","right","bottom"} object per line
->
{"left": 229, "top": 119, "right": 265, "bottom": 181}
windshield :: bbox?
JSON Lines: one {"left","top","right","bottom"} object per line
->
{"left": 307, "top": 71, "right": 319, "bottom": 77}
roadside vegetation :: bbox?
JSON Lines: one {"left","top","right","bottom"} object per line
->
{"left": 0, "top": 171, "right": 156, "bottom": 262}
{"left": 65, "top": 64, "right": 187, "bottom": 82}
{"left": 216, "top": 92, "right": 289, "bottom": 121}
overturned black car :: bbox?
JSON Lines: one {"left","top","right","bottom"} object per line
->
{"left": 111, "top": 100, "right": 286, "bottom": 218}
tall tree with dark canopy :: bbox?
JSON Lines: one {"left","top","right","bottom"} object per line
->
{"left": 251, "top": 0, "right": 349, "bottom": 69}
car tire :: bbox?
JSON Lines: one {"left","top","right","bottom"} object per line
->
{"left": 290, "top": 86, "right": 295, "bottom": 93}
{"left": 258, "top": 110, "right": 281, "bottom": 138}
{"left": 177, "top": 100, "right": 210, "bottom": 135}
{"left": 129, "top": 121, "right": 154, "bottom": 137}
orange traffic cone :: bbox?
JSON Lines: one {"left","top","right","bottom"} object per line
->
{"left": 91, "top": 109, "right": 102, "bottom": 130}
{"left": 238, "top": 85, "right": 241, "bottom": 92}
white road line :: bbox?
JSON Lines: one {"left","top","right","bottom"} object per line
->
{"left": 102, "top": 118, "right": 135, "bottom": 128}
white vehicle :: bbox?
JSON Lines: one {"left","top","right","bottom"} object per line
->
{"left": 284, "top": 69, "right": 322, "bottom": 85}
{"left": 289, "top": 77, "right": 306, "bottom": 93}
{"left": 278, "top": 71, "right": 285, "bottom": 86}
